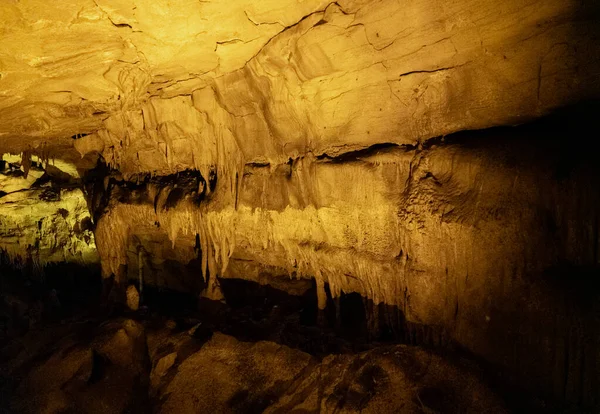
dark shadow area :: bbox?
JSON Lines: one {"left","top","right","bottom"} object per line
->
{"left": 82, "top": 166, "right": 207, "bottom": 224}
{"left": 435, "top": 99, "right": 600, "bottom": 170}
{"left": 0, "top": 265, "right": 593, "bottom": 413}
{"left": 0, "top": 262, "right": 103, "bottom": 344}
{"left": 127, "top": 276, "right": 452, "bottom": 357}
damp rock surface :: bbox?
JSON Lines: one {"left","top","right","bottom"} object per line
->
{"left": 87, "top": 110, "right": 600, "bottom": 408}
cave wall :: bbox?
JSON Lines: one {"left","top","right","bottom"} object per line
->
{"left": 93, "top": 112, "right": 600, "bottom": 404}
{"left": 0, "top": 154, "right": 98, "bottom": 271}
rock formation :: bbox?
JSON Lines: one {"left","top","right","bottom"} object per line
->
{"left": 2, "top": 317, "right": 507, "bottom": 413}
{"left": 0, "top": 154, "right": 97, "bottom": 270}
{"left": 1, "top": 0, "right": 600, "bottom": 411}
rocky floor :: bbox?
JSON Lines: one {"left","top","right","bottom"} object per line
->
{"left": 15, "top": 265, "right": 598, "bottom": 414}
{"left": 0, "top": 272, "right": 520, "bottom": 414}
{"left": 1, "top": 313, "right": 509, "bottom": 414}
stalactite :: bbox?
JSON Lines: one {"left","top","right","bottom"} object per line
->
{"left": 137, "top": 245, "right": 144, "bottom": 305}
{"left": 95, "top": 201, "right": 238, "bottom": 286}
{"left": 21, "top": 150, "right": 31, "bottom": 178}
{"left": 316, "top": 279, "right": 327, "bottom": 310}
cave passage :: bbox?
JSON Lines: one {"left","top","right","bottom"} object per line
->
{"left": 2, "top": 0, "right": 600, "bottom": 412}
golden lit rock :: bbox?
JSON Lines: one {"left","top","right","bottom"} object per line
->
{"left": 0, "top": 154, "right": 97, "bottom": 268}
{"left": 1, "top": 0, "right": 600, "bottom": 411}
{"left": 126, "top": 284, "right": 140, "bottom": 310}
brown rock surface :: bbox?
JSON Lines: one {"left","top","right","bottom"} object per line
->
{"left": 90, "top": 112, "right": 600, "bottom": 406}
{"left": 154, "top": 332, "right": 507, "bottom": 413}
{"left": 3, "top": 318, "right": 150, "bottom": 414}
{"left": 2, "top": 316, "right": 507, "bottom": 413}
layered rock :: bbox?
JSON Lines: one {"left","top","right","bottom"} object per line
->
{"left": 2, "top": 0, "right": 599, "bottom": 159}
{"left": 0, "top": 154, "right": 98, "bottom": 270}
{"left": 154, "top": 331, "right": 507, "bottom": 413}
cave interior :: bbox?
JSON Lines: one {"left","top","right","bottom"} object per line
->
{"left": 1, "top": 0, "right": 600, "bottom": 412}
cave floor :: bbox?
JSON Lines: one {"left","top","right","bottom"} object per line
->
{"left": 1, "top": 274, "right": 564, "bottom": 413}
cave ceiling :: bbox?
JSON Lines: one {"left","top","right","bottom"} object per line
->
{"left": 0, "top": 0, "right": 598, "bottom": 171}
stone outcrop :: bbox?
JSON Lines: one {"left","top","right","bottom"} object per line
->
{"left": 155, "top": 331, "right": 507, "bottom": 413}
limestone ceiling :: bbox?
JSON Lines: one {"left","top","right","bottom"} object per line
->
{"left": 1, "top": 0, "right": 599, "bottom": 170}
